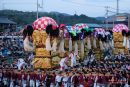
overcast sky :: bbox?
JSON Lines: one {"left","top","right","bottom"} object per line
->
{"left": 0, "top": 0, "right": 130, "bottom": 17}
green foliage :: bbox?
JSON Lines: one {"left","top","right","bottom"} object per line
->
{"left": 0, "top": 10, "right": 102, "bottom": 26}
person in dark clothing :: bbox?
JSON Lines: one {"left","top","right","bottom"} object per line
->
{"left": 73, "top": 72, "right": 79, "bottom": 87}
{"left": 45, "top": 73, "right": 51, "bottom": 87}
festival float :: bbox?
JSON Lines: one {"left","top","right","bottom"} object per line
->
{"left": 66, "top": 23, "right": 98, "bottom": 59}
{"left": 92, "top": 28, "right": 114, "bottom": 60}
{"left": 65, "top": 24, "right": 114, "bottom": 60}
{"left": 23, "top": 17, "right": 59, "bottom": 69}
{"left": 113, "top": 24, "right": 130, "bottom": 55}
{"left": 22, "top": 17, "right": 115, "bottom": 69}
{"left": 68, "top": 23, "right": 89, "bottom": 59}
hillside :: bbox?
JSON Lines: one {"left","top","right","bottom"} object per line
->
{"left": 96, "top": 17, "right": 105, "bottom": 22}
{"left": 0, "top": 10, "right": 102, "bottom": 26}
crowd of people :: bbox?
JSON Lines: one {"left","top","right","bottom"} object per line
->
{"left": 0, "top": 32, "right": 28, "bottom": 66}
{"left": 0, "top": 32, "right": 130, "bottom": 87}
{"left": 0, "top": 32, "right": 22, "bottom": 36}
{"left": 0, "top": 57, "right": 130, "bottom": 87}
{"left": 0, "top": 51, "right": 130, "bottom": 87}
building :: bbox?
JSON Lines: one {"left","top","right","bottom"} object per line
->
{"left": 0, "top": 17, "right": 16, "bottom": 32}
{"left": 106, "top": 13, "right": 130, "bottom": 29}
{"left": 86, "top": 23, "right": 102, "bottom": 28}
{"left": 97, "top": 13, "right": 130, "bottom": 30}
{"left": 107, "top": 13, "right": 129, "bottom": 25}
{"left": 100, "top": 24, "right": 114, "bottom": 30}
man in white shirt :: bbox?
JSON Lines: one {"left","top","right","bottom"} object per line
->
{"left": 55, "top": 72, "right": 63, "bottom": 87}
{"left": 17, "top": 58, "right": 26, "bottom": 70}
{"left": 62, "top": 73, "right": 69, "bottom": 87}
{"left": 69, "top": 51, "right": 78, "bottom": 67}
{"left": 59, "top": 54, "right": 69, "bottom": 70}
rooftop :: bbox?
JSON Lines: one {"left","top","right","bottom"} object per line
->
{"left": 86, "top": 23, "right": 102, "bottom": 28}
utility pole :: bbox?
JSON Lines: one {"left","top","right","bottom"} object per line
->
{"left": 117, "top": 0, "right": 119, "bottom": 14}
{"left": 105, "top": 6, "right": 109, "bottom": 30}
{"left": 37, "top": 0, "right": 43, "bottom": 19}
{"left": 37, "top": 0, "right": 39, "bottom": 19}
{"left": 128, "top": 11, "right": 130, "bottom": 55}
{"left": 42, "top": 0, "right": 43, "bottom": 8}
{"left": 113, "top": 15, "right": 115, "bottom": 28}
{"left": 128, "top": 11, "right": 130, "bottom": 29}
{"left": 41, "top": 0, "right": 44, "bottom": 11}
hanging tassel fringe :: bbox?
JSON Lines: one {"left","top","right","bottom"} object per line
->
{"left": 93, "top": 37, "right": 97, "bottom": 48}
{"left": 123, "top": 36, "right": 127, "bottom": 47}
{"left": 111, "top": 40, "right": 114, "bottom": 48}
{"left": 59, "top": 39, "right": 65, "bottom": 53}
{"left": 107, "top": 41, "right": 112, "bottom": 48}
{"left": 69, "top": 38, "right": 72, "bottom": 51}
{"left": 87, "top": 37, "right": 91, "bottom": 49}
{"left": 24, "top": 36, "right": 34, "bottom": 51}
{"left": 81, "top": 40, "right": 84, "bottom": 57}
{"left": 52, "top": 38, "right": 57, "bottom": 52}
{"left": 106, "top": 42, "right": 110, "bottom": 49}
{"left": 74, "top": 41, "right": 78, "bottom": 54}
{"left": 46, "top": 36, "right": 52, "bottom": 51}
{"left": 126, "top": 38, "right": 130, "bottom": 49}
{"left": 103, "top": 42, "right": 107, "bottom": 49}
{"left": 99, "top": 40, "right": 104, "bottom": 50}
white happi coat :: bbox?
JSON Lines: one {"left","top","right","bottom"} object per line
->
{"left": 55, "top": 75, "right": 63, "bottom": 87}
{"left": 63, "top": 75, "right": 69, "bottom": 87}
{"left": 17, "top": 58, "right": 25, "bottom": 70}
{"left": 69, "top": 53, "right": 77, "bottom": 67}
{"left": 71, "top": 75, "right": 75, "bottom": 87}
{"left": 59, "top": 58, "right": 68, "bottom": 70}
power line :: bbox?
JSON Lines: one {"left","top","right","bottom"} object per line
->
{"left": 105, "top": 6, "right": 109, "bottom": 30}
{"left": 2, "top": 2, "right": 36, "bottom": 5}
{"left": 128, "top": 11, "right": 130, "bottom": 29}
{"left": 1, "top": 2, "right": 36, "bottom": 10}
{"left": 37, "top": 0, "right": 39, "bottom": 19}
{"left": 109, "top": 7, "right": 128, "bottom": 13}
{"left": 108, "top": 10, "right": 117, "bottom": 14}
{"left": 63, "top": 0, "right": 129, "bottom": 13}
{"left": 62, "top": 0, "right": 105, "bottom": 8}
{"left": 1, "top": 0, "right": 129, "bottom": 18}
